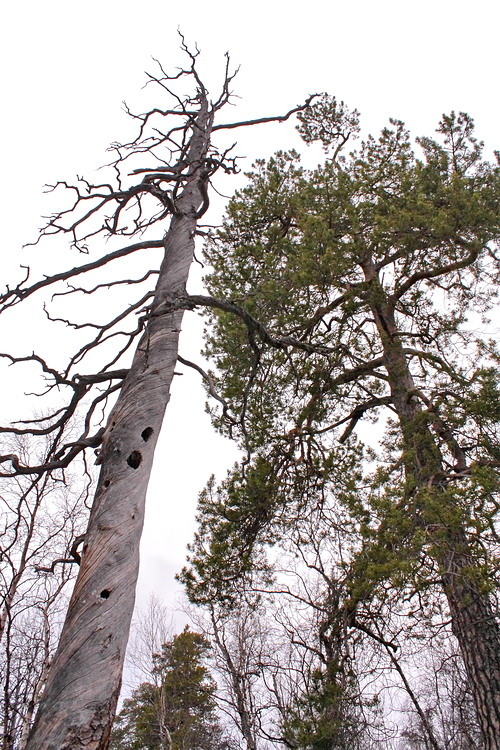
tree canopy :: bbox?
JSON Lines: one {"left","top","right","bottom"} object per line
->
{"left": 2, "top": 45, "right": 499, "bottom": 745}
{"left": 180, "top": 96, "right": 500, "bottom": 747}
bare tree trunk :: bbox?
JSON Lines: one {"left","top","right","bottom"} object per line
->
{"left": 25, "top": 100, "right": 213, "bottom": 750}
{"left": 0, "top": 46, "right": 311, "bottom": 746}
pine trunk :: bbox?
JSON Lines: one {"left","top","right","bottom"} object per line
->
{"left": 440, "top": 537, "right": 500, "bottom": 749}
{"left": 366, "top": 272, "right": 500, "bottom": 749}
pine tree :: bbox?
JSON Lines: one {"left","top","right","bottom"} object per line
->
{"left": 110, "top": 627, "right": 234, "bottom": 750}
{"left": 182, "top": 98, "right": 500, "bottom": 747}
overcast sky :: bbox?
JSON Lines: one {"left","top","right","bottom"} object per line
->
{"left": 1, "top": 0, "right": 499, "bottom": 622}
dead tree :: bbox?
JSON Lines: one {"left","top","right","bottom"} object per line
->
{"left": 0, "top": 41, "right": 314, "bottom": 749}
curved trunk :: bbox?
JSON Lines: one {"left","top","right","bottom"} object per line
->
{"left": 366, "top": 268, "right": 500, "bottom": 749}
{"left": 440, "top": 535, "right": 500, "bottom": 749}
{"left": 26, "top": 102, "right": 213, "bottom": 750}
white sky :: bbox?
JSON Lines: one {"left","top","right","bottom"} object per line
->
{"left": 1, "top": 0, "right": 499, "bottom": 624}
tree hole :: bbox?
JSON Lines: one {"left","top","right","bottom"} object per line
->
{"left": 127, "top": 450, "right": 142, "bottom": 469}
{"left": 103, "top": 479, "right": 111, "bottom": 488}
{"left": 100, "top": 589, "right": 111, "bottom": 599}
{"left": 141, "top": 426, "right": 154, "bottom": 442}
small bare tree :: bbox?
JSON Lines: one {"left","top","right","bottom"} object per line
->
{"left": 124, "top": 594, "right": 173, "bottom": 690}
{"left": 1, "top": 567, "right": 74, "bottom": 750}
{"left": 0, "top": 434, "right": 88, "bottom": 749}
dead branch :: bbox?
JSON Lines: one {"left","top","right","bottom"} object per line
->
{"left": 35, "top": 534, "right": 86, "bottom": 573}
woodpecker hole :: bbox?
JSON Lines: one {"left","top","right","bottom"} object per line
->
{"left": 141, "top": 426, "right": 154, "bottom": 442}
{"left": 103, "top": 479, "right": 111, "bottom": 488}
{"left": 127, "top": 450, "right": 142, "bottom": 469}
{"left": 100, "top": 589, "right": 111, "bottom": 599}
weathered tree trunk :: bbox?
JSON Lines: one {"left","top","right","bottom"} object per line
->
{"left": 365, "top": 266, "right": 500, "bottom": 749}
{"left": 25, "top": 101, "right": 214, "bottom": 750}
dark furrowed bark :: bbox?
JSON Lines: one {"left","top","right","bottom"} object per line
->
{"left": 367, "top": 276, "right": 500, "bottom": 749}
{"left": 441, "top": 539, "right": 500, "bottom": 750}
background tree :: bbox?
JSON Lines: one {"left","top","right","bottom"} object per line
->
{"left": 181, "top": 98, "right": 500, "bottom": 747}
{"left": 0, "top": 41, "right": 313, "bottom": 748}
{"left": 0, "top": 433, "right": 88, "bottom": 644}
{"left": 182, "top": 473, "right": 395, "bottom": 749}
{"left": 398, "top": 640, "right": 482, "bottom": 750}
{"left": 199, "top": 605, "right": 263, "bottom": 750}
{"left": 1, "top": 576, "right": 70, "bottom": 750}
{"left": 124, "top": 595, "right": 173, "bottom": 691}
{"left": 0, "top": 434, "right": 88, "bottom": 750}
{"left": 110, "top": 627, "right": 235, "bottom": 750}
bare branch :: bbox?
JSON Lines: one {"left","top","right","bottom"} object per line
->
{"left": 0, "top": 240, "right": 163, "bottom": 311}
{"left": 212, "top": 94, "right": 319, "bottom": 131}
{"left": 177, "top": 355, "right": 237, "bottom": 429}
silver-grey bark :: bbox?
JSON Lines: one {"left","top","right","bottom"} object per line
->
{"left": 25, "top": 95, "right": 214, "bottom": 750}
